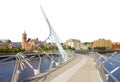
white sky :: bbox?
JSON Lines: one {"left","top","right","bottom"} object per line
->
{"left": 0, "top": 0, "right": 120, "bottom": 42}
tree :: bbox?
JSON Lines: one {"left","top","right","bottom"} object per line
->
{"left": 71, "top": 47, "right": 75, "bottom": 51}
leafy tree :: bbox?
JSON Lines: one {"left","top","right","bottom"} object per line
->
{"left": 71, "top": 47, "right": 75, "bottom": 51}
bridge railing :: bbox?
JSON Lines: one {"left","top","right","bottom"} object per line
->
{"left": 89, "top": 52, "right": 120, "bottom": 82}
{"left": 11, "top": 51, "right": 73, "bottom": 82}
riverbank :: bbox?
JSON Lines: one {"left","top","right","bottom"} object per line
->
{"left": 0, "top": 53, "right": 16, "bottom": 55}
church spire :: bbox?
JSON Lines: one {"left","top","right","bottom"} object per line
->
{"left": 23, "top": 30, "right": 26, "bottom": 34}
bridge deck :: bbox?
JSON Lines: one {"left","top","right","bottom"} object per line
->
{"left": 29, "top": 55, "right": 103, "bottom": 82}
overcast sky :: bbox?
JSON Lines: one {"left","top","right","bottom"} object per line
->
{"left": 0, "top": 0, "right": 120, "bottom": 42}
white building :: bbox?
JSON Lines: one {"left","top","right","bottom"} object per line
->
{"left": 66, "top": 39, "right": 81, "bottom": 50}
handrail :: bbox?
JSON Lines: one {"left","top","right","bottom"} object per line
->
{"left": 89, "top": 52, "right": 120, "bottom": 82}
{"left": 11, "top": 57, "right": 20, "bottom": 82}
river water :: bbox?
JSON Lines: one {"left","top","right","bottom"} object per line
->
{"left": 0, "top": 53, "right": 120, "bottom": 82}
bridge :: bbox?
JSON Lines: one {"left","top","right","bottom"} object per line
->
{"left": 22, "top": 54, "right": 103, "bottom": 82}
{"left": 0, "top": 6, "right": 120, "bottom": 82}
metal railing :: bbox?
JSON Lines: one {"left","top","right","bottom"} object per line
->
{"left": 10, "top": 51, "right": 73, "bottom": 82}
{"left": 89, "top": 52, "right": 120, "bottom": 82}
{"left": 11, "top": 52, "right": 44, "bottom": 82}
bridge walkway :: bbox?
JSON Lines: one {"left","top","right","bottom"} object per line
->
{"left": 30, "top": 54, "right": 103, "bottom": 82}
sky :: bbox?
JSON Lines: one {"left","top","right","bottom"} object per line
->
{"left": 0, "top": 0, "right": 120, "bottom": 42}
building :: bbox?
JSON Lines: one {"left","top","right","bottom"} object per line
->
{"left": 22, "top": 31, "right": 43, "bottom": 51}
{"left": 9, "top": 42, "right": 22, "bottom": 49}
{"left": 80, "top": 42, "right": 93, "bottom": 50}
{"left": 93, "top": 39, "right": 112, "bottom": 50}
{"left": 0, "top": 39, "right": 11, "bottom": 48}
{"left": 112, "top": 42, "right": 120, "bottom": 51}
{"left": 0, "top": 39, "right": 22, "bottom": 49}
{"left": 66, "top": 39, "right": 80, "bottom": 50}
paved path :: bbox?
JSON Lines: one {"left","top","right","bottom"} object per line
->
{"left": 35, "top": 55, "right": 103, "bottom": 82}
{"left": 50, "top": 55, "right": 87, "bottom": 82}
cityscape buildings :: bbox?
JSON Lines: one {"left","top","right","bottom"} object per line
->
{"left": 0, "top": 34, "right": 120, "bottom": 51}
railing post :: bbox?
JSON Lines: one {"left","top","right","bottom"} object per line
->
{"left": 38, "top": 54, "right": 42, "bottom": 73}
{"left": 11, "top": 60, "right": 20, "bottom": 82}
{"left": 49, "top": 55, "right": 54, "bottom": 69}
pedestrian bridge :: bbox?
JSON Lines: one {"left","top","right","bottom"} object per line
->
{"left": 21, "top": 52, "right": 120, "bottom": 82}
{"left": 23, "top": 54, "right": 104, "bottom": 82}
